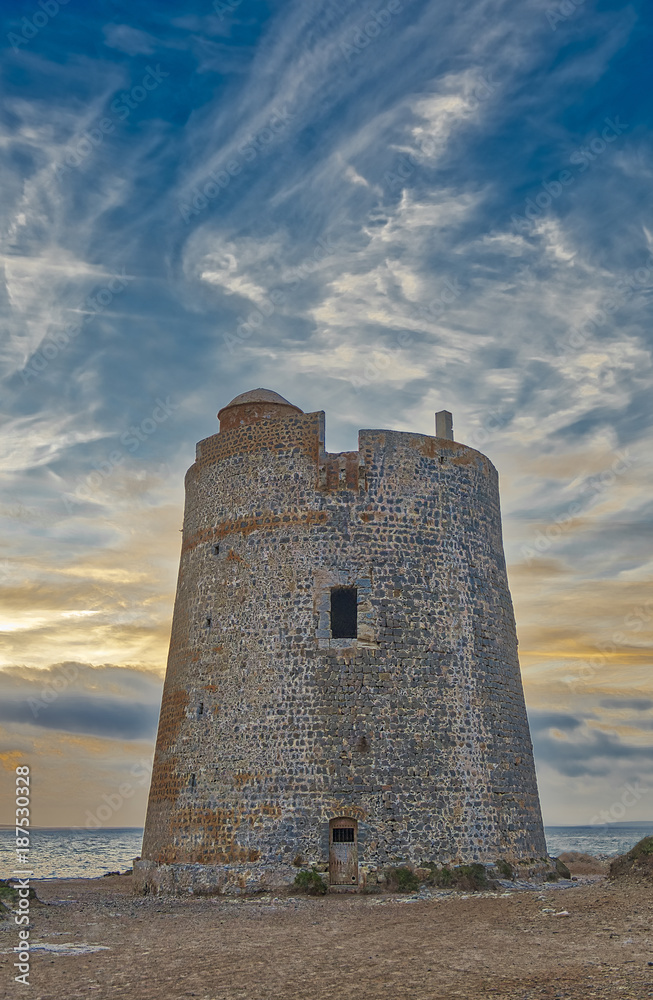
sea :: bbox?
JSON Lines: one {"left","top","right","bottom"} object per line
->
{"left": 0, "top": 822, "right": 651, "bottom": 881}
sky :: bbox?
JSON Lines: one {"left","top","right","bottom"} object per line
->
{"left": 0, "top": 0, "right": 651, "bottom": 831}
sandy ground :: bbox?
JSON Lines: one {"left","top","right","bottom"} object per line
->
{"left": 1, "top": 874, "right": 652, "bottom": 1000}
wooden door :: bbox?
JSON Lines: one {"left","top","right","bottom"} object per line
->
{"left": 329, "top": 818, "right": 358, "bottom": 885}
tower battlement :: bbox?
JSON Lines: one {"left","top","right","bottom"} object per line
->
{"left": 137, "top": 389, "right": 546, "bottom": 895}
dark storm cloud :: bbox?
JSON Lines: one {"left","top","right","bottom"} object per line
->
{"left": 0, "top": 664, "right": 161, "bottom": 740}
{"left": 600, "top": 698, "right": 653, "bottom": 711}
{"left": 528, "top": 711, "right": 584, "bottom": 733}
{"left": 0, "top": 695, "right": 159, "bottom": 740}
{"left": 529, "top": 711, "right": 652, "bottom": 778}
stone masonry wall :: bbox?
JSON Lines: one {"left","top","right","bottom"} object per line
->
{"left": 140, "top": 407, "right": 547, "bottom": 889}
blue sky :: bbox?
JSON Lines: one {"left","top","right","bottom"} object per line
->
{"left": 0, "top": 0, "right": 652, "bottom": 827}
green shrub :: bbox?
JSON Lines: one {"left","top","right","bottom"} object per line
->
{"left": 630, "top": 835, "right": 653, "bottom": 859}
{"left": 496, "top": 859, "right": 514, "bottom": 880}
{"left": 429, "top": 865, "right": 454, "bottom": 888}
{"left": 609, "top": 834, "right": 653, "bottom": 880}
{"left": 453, "top": 863, "right": 489, "bottom": 891}
{"left": 293, "top": 868, "right": 328, "bottom": 895}
{"left": 0, "top": 880, "right": 38, "bottom": 903}
{"left": 385, "top": 866, "right": 420, "bottom": 893}
{"left": 0, "top": 880, "right": 40, "bottom": 919}
{"left": 0, "top": 882, "right": 16, "bottom": 906}
{"left": 426, "top": 863, "right": 489, "bottom": 891}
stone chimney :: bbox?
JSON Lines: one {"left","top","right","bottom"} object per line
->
{"left": 435, "top": 409, "right": 453, "bottom": 440}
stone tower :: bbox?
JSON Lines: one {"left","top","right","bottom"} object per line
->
{"left": 135, "top": 389, "right": 546, "bottom": 894}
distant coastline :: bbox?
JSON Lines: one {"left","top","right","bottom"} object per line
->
{"left": 1, "top": 823, "right": 651, "bottom": 883}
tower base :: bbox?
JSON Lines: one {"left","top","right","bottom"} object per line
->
{"left": 132, "top": 858, "right": 303, "bottom": 896}
{"left": 132, "top": 856, "right": 556, "bottom": 897}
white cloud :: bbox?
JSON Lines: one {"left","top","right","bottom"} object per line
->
{"left": 0, "top": 414, "right": 109, "bottom": 473}
{"left": 103, "top": 24, "right": 157, "bottom": 56}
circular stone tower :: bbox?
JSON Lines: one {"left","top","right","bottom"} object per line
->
{"left": 136, "top": 389, "right": 546, "bottom": 894}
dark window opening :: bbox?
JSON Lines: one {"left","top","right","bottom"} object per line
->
{"left": 213, "top": 544, "right": 220, "bottom": 555}
{"left": 330, "top": 587, "right": 357, "bottom": 639}
{"left": 189, "top": 774, "right": 196, "bottom": 789}
{"left": 197, "top": 702, "right": 204, "bottom": 716}
{"left": 205, "top": 617, "right": 211, "bottom": 628}
{"left": 332, "top": 827, "right": 355, "bottom": 843}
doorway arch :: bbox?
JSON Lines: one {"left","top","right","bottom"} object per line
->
{"left": 329, "top": 817, "right": 358, "bottom": 886}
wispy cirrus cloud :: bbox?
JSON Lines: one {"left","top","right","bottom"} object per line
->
{"left": 0, "top": 0, "right": 651, "bottom": 824}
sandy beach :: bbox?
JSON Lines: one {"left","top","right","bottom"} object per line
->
{"left": 2, "top": 871, "right": 651, "bottom": 1000}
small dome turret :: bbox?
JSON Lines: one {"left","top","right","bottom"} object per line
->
{"left": 217, "top": 388, "right": 303, "bottom": 431}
